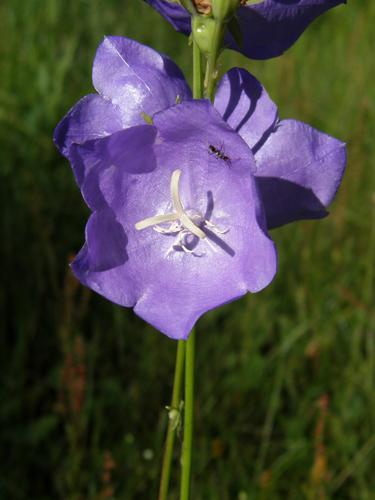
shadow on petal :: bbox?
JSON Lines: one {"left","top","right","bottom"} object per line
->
{"left": 252, "top": 120, "right": 279, "bottom": 156}
{"left": 85, "top": 208, "right": 129, "bottom": 272}
{"left": 108, "top": 126, "right": 157, "bottom": 174}
{"left": 204, "top": 190, "right": 235, "bottom": 257}
{"left": 204, "top": 228, "right": 236, "bottom": 257}
{"left": 204, "top": 190, "right": 214, "bottom": 220}
{"left": 221, "top": 70, "right": 263, "bottom": 133}
{"left": 257, "top": 176, "right": 329, "bottom": 230}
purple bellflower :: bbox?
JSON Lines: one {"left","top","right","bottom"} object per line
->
{"left": 143, "top": 0, "right": 346, "bottom": 60}
{"left": 54, "top": 37, "right": 346, "bottom": 339}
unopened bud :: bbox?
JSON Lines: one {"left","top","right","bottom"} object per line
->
{"left": 192, "top": 15, "right": 221, "bottom": 57}
{"left": 168, "top": 408, "right": 179, "bottom": 421}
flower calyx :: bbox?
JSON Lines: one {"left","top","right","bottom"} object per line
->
{"left": 189, "top": 0, "right": 242, "bottom": 98}
{"left": 211, "top": 0, "right": 241, "bottom": 22}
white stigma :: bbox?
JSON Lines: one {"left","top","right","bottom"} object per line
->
{"left": 135, "top": 169, "right": 206, "bottom": 239}
{"left": 135, "top": 169, "right": 228, "bottom": 256}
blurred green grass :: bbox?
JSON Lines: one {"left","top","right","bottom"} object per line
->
{"left": 0, "top": 0, "right": 374, "bottom": 498}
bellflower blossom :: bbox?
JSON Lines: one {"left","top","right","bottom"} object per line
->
{"left": 54, "top": 37, "right": 346, "bottom": 339}
{"left": 143, "top": 0, "right": 346, "bottom": 59}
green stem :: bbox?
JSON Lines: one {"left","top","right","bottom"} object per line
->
{"left": 158, "top": 341, "right": 186, "bottom": 500}
{"left": 178, "top": 42, "right": 201, "bottom": 500}
{"left": 193, "top": 40, "right": 202, "bottom": 99}
{"left": 178, "top": 41, "right": 202, "bottom": 500}
{"left": 180, "top": 329, "right": 196, "bottom": 500}
{"left": 159, "top": 41, "right": 202, "bottom": 500}
{"left": 204, "top": 22, "right": 224, "bottom": 101}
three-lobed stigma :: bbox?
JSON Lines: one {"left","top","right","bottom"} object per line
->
{"left": 135, "top": 169, "right": 228, "bottom": 256}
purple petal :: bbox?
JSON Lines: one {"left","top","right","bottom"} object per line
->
{"left": 71, "top": 125, "right": 157, "bottom": 209}
{"left": 72, "top": 208, "right": 137, "bottom": 307}
{"left": 54, "top": 94, "right": 124, "bottom": 158}
{"left": 54, "top": 36, "right": 192, "bottom": 165}
{"left": 96, "top": 100, "right": 276, "bottom": 339}
{"left": 143, "top": 0, "right": 191, "bottom": 34}
{"left": 215, "top": 68, "right": 278, "bottom": 151}
{"left": 233, "top": 0, "right": 347, "bottom": 60}
{"left": 92, "top": 36, "right": 191, "bottom": 126}
{"left": 144, "top": 0, "right": 345, "bottom": 60}
{"left": 254, "top": 119, "right": 347, "bottom": 229}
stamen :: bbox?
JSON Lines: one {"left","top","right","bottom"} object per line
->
{"left": 204, "top": 219, "right": 229, "bottom": 234}
{"left": 154, "top": 221, "right": 181, "bottom": 234}
{"left": 174, "top": 230, "right": 204, "bottom": 258}
{"left": 135, "top": 213, "right": 178, "bottom": 231}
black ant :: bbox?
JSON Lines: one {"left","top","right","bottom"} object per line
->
{"left": 209, "top": 144, "right": 231, "bottom": 165}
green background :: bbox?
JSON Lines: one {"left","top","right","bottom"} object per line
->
{"left": 1, "top": 1, "right": 374, "bottom": 498}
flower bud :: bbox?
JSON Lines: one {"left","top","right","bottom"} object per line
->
{"left": 191, "top": 15, "right": 222, "bottom": 58}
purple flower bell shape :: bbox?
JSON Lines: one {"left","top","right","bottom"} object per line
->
{"left": 54, "top": 37, "right": 346, "bottom": 338}
{"left": 143, "top": 0, "right": 346, "bottom": 60}
{"left": 68, "top": 101, "right": 277, "bottom": 339}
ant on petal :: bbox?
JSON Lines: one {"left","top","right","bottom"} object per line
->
{"left": 209, "top": 144, "right": 231, "bottom": 165}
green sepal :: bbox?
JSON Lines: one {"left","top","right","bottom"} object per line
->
{"left": 191, "top": 15, "right": 219, "bottom": 58}
{"left": 180, "top": 0, "right": 196, "bottom": 15}
{"left": 227, "top": 15, "right": 243, "bottom": 48}
{"left": 212, "top": 0, "right": 240, "bottom": 22}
